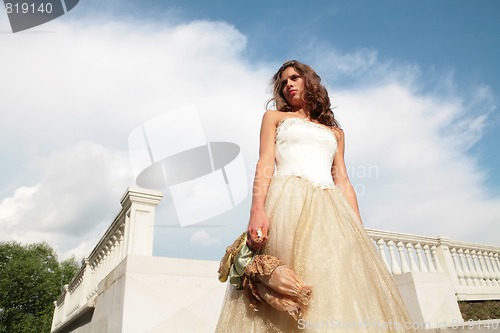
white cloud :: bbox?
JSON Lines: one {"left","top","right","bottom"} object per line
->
{"left": 0, "top": 185, "right": 41, "bottom": 228}
{"left": 336, "top": 84, "right": 500, "bottom": 244}
{"left": 190, "top": 230, "right": 220, "bottom": 247}
{"left": 0, "top": 18, "right": 267, "bottom": 155}
{"left": 0, "top": 141, "right": 132, "bottom": 258}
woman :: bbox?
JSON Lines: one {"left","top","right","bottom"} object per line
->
{"left": 216, "top": 60, "right": 415, "bottom": 332}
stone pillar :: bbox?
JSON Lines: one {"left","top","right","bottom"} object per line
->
{"left": 79, "top": 258, "right": 91, "bottom": 307}
{"left": 120, "top": 187, "right": 163, "bottom": 256}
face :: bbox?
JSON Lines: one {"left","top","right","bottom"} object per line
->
{"left": 280, "top": 66, "right": 305, "bottom": 109}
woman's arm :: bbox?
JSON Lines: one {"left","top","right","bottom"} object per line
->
{"left": 247, "top": 111, "right": 278, "bottom": 250}
{"left": 331, "top": 129, "right": 362, "bottom": 224}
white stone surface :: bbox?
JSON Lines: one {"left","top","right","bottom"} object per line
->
{"left": 61, "top": 256, "right": 226, "bottom": 333}
{"left": 394, "top": 272, "right": 464, "bottom": 329}
{"left": 121, "top": 256, "right": 225, "bottom": 332}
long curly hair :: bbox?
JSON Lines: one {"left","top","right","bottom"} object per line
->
{"left": 267, "top": 60, "right": 340, "bottom": 128}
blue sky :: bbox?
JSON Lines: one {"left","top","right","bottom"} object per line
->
{"left": 0, "top": 0, "right": 499, "bottom": 260}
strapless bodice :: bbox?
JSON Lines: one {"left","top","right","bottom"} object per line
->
{"left": 274, "top": 117, "right": 338, "bottom": 188}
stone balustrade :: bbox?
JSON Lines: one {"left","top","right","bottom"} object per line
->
{"left": 366, "top": 228, "right": 500, "bottom": 301}
{"left": 50, "top": 188, "right": 163, "bottom": 333}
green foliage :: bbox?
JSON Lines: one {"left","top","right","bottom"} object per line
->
{"left": 0, "top": 242, "right": 79, "bottom": 333}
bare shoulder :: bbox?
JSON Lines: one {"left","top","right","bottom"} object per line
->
{"left": 262, "top": 110, "right": 288, "bottom": 127}
{"left": 331, "top": 127, "right": 344, "bottom": 142}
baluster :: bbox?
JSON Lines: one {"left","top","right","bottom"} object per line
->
{"left": 406, "top": 243, "right": 419, "bottom": 272}
{"left": 472, "top": 250, "right": 486, "bottom": 286}
{"left": 95, "top": 253, "right": 104, "bottom": 293}
{"left": 483, "top": 252, "right": 495, "bottom": 286}
{"left": 112, "top": 234, "right": 121, "bottom": 270}
{"left": 105, "top": 242, "right": 113, "bottom": 279}
{"left": 118, "top": 225, "right": 126, "bottom": 261}
{"left": 90, "top": 261, "right": 98, "bottom": 298}
{"left": 450, "top": 248, "right": 465, "bottom": 286}
{"left": 108, "top": 238, "right": 116, "bottom": 273}
{"left": 465, "top": 249, "right": 480, "bottom": 286}
{"left": 397, "top": 242, "right": 410, "bottom": 273}
{"left": 86, "top": 262, "right": 94, "bottom": 300}
{"left": 431, "top": 245, "right": 444, "bottom": 273}
{"left": 477, "top": 251, "right": 492, "bottom": 287}
{"left": 113, "top": 234, "right": 120, "bottom": 266}
{"left": 458, "top": 249, "right": 473, "bottom": 286}
{"left": 493, "top": 253, "right": 500, "bottom": 284}
{"left": 87, "top": 257, "right": 97, "bottom": 294}
{"left": 106, "top": 241, "right": 114, "bottom": 276}
{"left": 387, "top": 240, "right": 401, "bottom": 275}
{"left": 110, "top": 237, "right": 117, "bottom": 270}
{"left": 103, "top": 241, "right": 113, "bottom": 278}
{"left": 100, "top": 246, "right": 107, "bottom": 280}
{"left": 376, "top": 239, "right": 391, "bottom": 273}
{"left": 97, "top": 244, "right": 108, "bottom": 284}
{"left": 88, "top": 262, "right": 94, "bottom": 297}
{"left": 95, "top": 253, "right": 103, "bottom": 292}
{"left": 110, "top": 235, "right": 118, "bottom": 268}
{"left": 487, "top": 252, "right": 500, "bottom": 286}
{"left": 100, "top": 245, "right": 108, "bottom": 281}
{"left": 424, "top": 244, "right": 436, "bottom": 272}
{"left": 108, "top": 235, "right": 117, "bottom": 270}
{"left": 414, "top": 243, "right": 428, "bottom": 272}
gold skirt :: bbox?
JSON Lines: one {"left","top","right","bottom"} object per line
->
{"left": 215, "top": 175, "right": 416, "bottom": 332}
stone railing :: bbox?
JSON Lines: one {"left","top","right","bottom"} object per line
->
{"left": 50, "top": 187, "right": 163, "bottom": 333}
{"left": 366, "top": 228, "right": 500, "bottom": 301}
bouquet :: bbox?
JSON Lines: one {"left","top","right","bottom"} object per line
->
{"left": 218, "top": 231, "right": 312, "bottom": 320}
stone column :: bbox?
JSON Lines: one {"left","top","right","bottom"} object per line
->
{"left": 121, "top": 187, "right": 163, "bottom": 256}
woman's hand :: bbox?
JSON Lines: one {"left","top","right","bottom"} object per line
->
{"left": 247, "top": 209, "right": 269, "bottom": 251}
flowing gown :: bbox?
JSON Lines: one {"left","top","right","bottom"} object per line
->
{"left": 215, "top": 117, "right": 416, "bottom": 332}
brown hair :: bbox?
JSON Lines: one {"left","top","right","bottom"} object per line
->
{"left": 267, "top": 60, "right": 340, "bottom": 128}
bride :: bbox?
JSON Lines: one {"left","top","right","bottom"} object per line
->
{"left": 215, "top": 60, "right": 415, "bottom": 332}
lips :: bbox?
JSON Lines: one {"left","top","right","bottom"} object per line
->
{"left": 288, "top": 89, "right": 297, "bottom": 97}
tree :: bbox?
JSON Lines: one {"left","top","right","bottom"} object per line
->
{"left": 0, "top": 242, "right": 79, "bottom": 333}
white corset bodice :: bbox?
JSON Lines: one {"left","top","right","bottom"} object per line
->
{"left": 274, "top": 117, "right": 338, "bottom": 188}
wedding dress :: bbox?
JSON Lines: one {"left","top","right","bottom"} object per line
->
{"left": 215, "top": 117, "right": 415, "bottom": 332}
